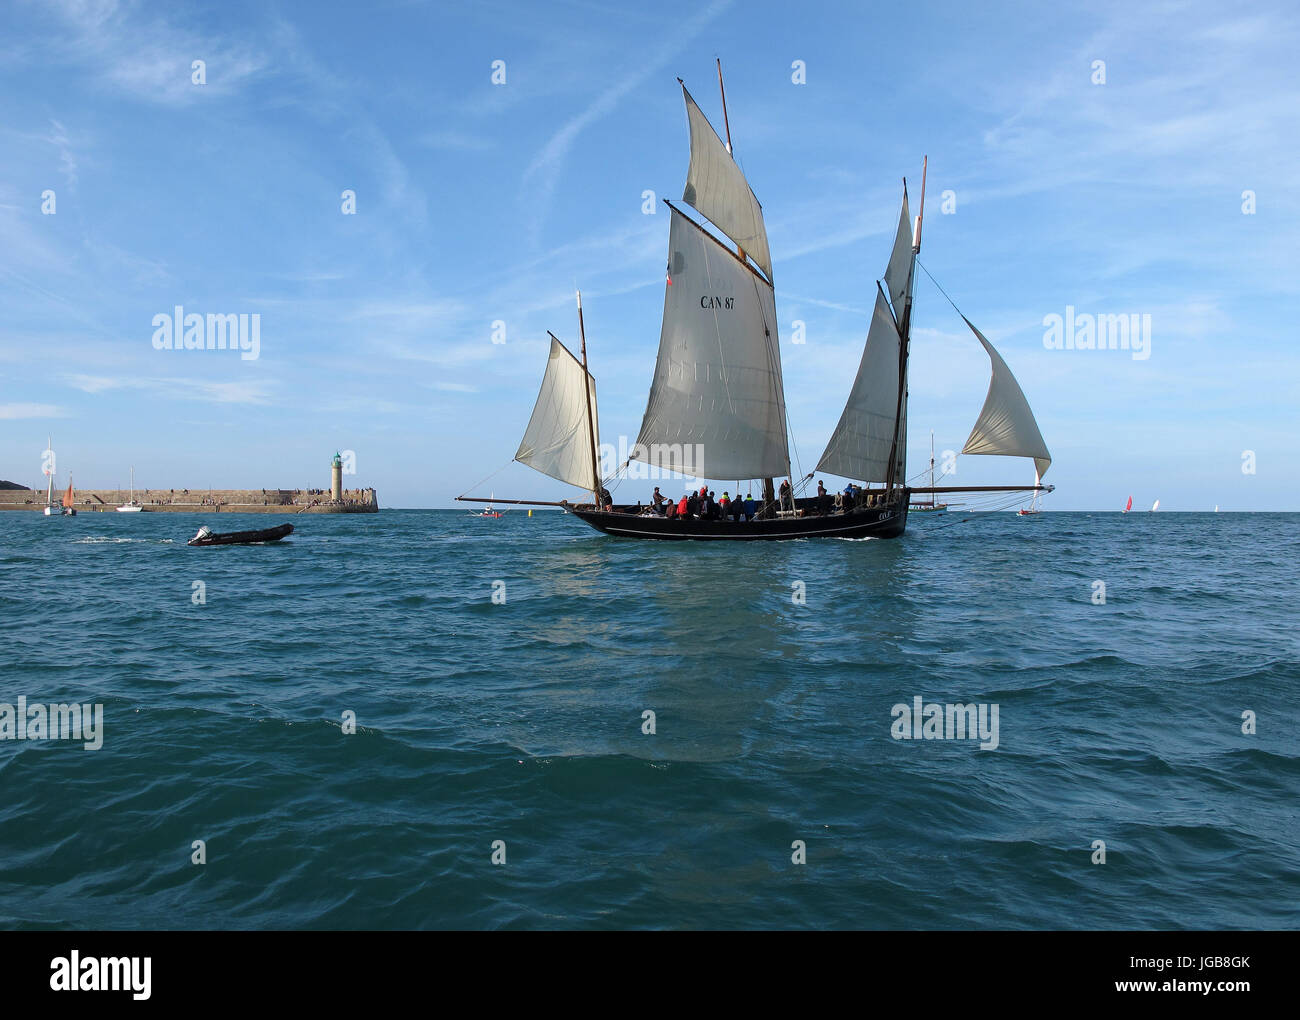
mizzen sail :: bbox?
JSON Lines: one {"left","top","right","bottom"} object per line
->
{"left": 515, "top": 337, "right": 600, "bottom": 491}
{"left": 960, "top": 317, "right": 1052, "bottom": 478}
{"left": 633, "top": 206, "right": 789, "bottom": 481}
{"left": 816, "top": 285, "right": 903, "bottom": 482}
{"left": 680, "top": 85, "right": 773, "bottom": 282}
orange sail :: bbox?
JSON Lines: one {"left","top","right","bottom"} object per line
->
{"left": 62, "top": 480, "right": 75, "bottom": 508}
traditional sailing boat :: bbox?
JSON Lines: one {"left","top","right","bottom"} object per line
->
{"left": 117, "top": 466, "right": 143, "bottom": 511}
{"left": 459, "top": 66, "right": 1053, "bottom": 539}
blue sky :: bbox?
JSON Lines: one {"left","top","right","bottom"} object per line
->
{"left": 1, "top": 0, "right": 1295, "bottom": 509}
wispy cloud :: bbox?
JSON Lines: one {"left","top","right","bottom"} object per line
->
{"left": 0, "top": 402, "right": 65, "bottom": 419}
{"left": 38, "top": 0, "right": 269, "bottom": 105}
{"left": 521, "top": 0, "right": 733, "bottom": 243}
{"left": 65, "top": 374, "right": 272, "bottom": 404}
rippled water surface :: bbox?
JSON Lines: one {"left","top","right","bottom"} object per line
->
{"left": 1, "top": 509, "right": 1297, "bottom": 928}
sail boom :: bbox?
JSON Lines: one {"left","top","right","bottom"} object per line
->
{"left": 909, "top": 484, "right": 1054, "bottom": 494}
{"left": 454, "top": 496, "right": 570, "bottom": 507}
{"left": 664, "top": 200, "right": 772, "bottom": 289}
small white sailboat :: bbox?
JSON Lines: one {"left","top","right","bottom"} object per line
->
{"left": 117, "top": 466, "right": 143, "bottom": 511}
{"left": 42, "top": 438, "right": 75, "bottom": 516}
{"left": 1150, "top": 499, "right": 1160, "bottom": 512}
{"left": 468, "top": 492, "right": 506, "bottom": 518}
{"left": 909, "top": 431, "right": 948, "bottom": 513}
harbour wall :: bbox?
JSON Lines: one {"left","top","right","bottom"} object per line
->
{"left": 0, "top": 487, "right": 379, "bottom": 513}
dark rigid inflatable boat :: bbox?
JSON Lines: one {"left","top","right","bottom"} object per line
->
{"left": 188, "top": 523, "right": 294, "bottom": 546}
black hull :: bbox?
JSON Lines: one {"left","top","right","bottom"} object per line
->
{"left": 567, "top": 500, "right": 908, "bottom": 541}
{"left": 188, "top": 523, "right": 294, "bottom": 546}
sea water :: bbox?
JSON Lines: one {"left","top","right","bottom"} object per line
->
{"left": 1, "top": 510, "right": 1296, "bottom": 929}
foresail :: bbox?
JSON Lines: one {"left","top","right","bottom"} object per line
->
{"left": 680, "top": 85, "right": 773, "bottom": 283}
{"left": 815, "top": 286, "right": 902, "bottom": 482}
{"left": 634, "top": 207, "right": 789, "bottom": 481}
{"left": 960, "top": 317, "right": 1052, "bottom": 478}
{"left": 883, "top": 188, "right": 913, "bottom": 316}
{"left": 515, "top": 337, "right": 600, "bottom": 491}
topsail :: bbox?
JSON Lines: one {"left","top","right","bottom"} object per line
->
{"left": 515, "top": 337, "right": 600, "bottom": 491}
{"left": 680, "top": 85, "right": 773, "bottom": 282}
{"left": 882, "top": 188, "right": 913, "bottom": 317}
{"left": 960, "top": 318, "right": 1052, "bottom": 478}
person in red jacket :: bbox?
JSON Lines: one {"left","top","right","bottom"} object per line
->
{"left": 677, "top": 494, "right": 690, "bottom": 518}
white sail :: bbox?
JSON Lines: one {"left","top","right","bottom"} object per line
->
{"left": 815, "top": 285, "right": 902, "bottom": 482}
{"left": 515, "top": 337, "right": 600, "bottom": 491}
{"left": 883, "top": 187, "right": 913, "bottom": 316}
{"left": 960, "top": 317, "right": 1052, "bottom": 478}
{"left": 634, "top": 207, "right": 789, "bottom": 481}
{"left": 680, "top": 85, "right": 773, "bottom": 282}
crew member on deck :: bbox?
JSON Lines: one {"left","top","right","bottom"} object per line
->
{"left": 817, "top": 480, "right": 831, "bottom": 515}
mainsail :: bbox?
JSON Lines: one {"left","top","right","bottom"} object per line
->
{"left": 960, "top": 317, "right": 1052, "bottom": 478}
{"left": 815, "top": 286, "right": 903, "bottom": 482}
{"left": 515, "top": 337, "right": 600, "bottom": 491}
{"left": 817, "top": 188, "right": 916, "bottom": 484}
{"left": 62, "top": 479, "right": 74, "bottom": 508}
{"left": 634, "top": 207, "right": 789, "bottom": 481}
{"left": 680, "top": 85, "right": 773, "bottom": 282}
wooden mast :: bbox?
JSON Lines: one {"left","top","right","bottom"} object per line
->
{"left": 884, "top": 155, "right": 926, "bottom": 497}
{"left": 575, "top": 290, "right": 602, "bottom": 509}
{"left": 716, "top": 58, "right": 780, "bottom": 516}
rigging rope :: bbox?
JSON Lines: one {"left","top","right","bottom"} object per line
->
{"left": 457, "top": 459, "right": 516, "bottom": 500}
{"left": 915, "top": 259, "right": 967, "bottom": 320}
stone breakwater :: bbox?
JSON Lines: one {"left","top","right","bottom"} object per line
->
{"left": 0, "top": 487, "right": 379, "bottom": 513}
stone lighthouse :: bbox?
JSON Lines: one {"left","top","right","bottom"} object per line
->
{"left": 331, "top": 451, "right": 343, "bottom": 502}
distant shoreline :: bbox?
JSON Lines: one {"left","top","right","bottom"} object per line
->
{"left": 0, "top": 486, "right": 378, "bottom": 514}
